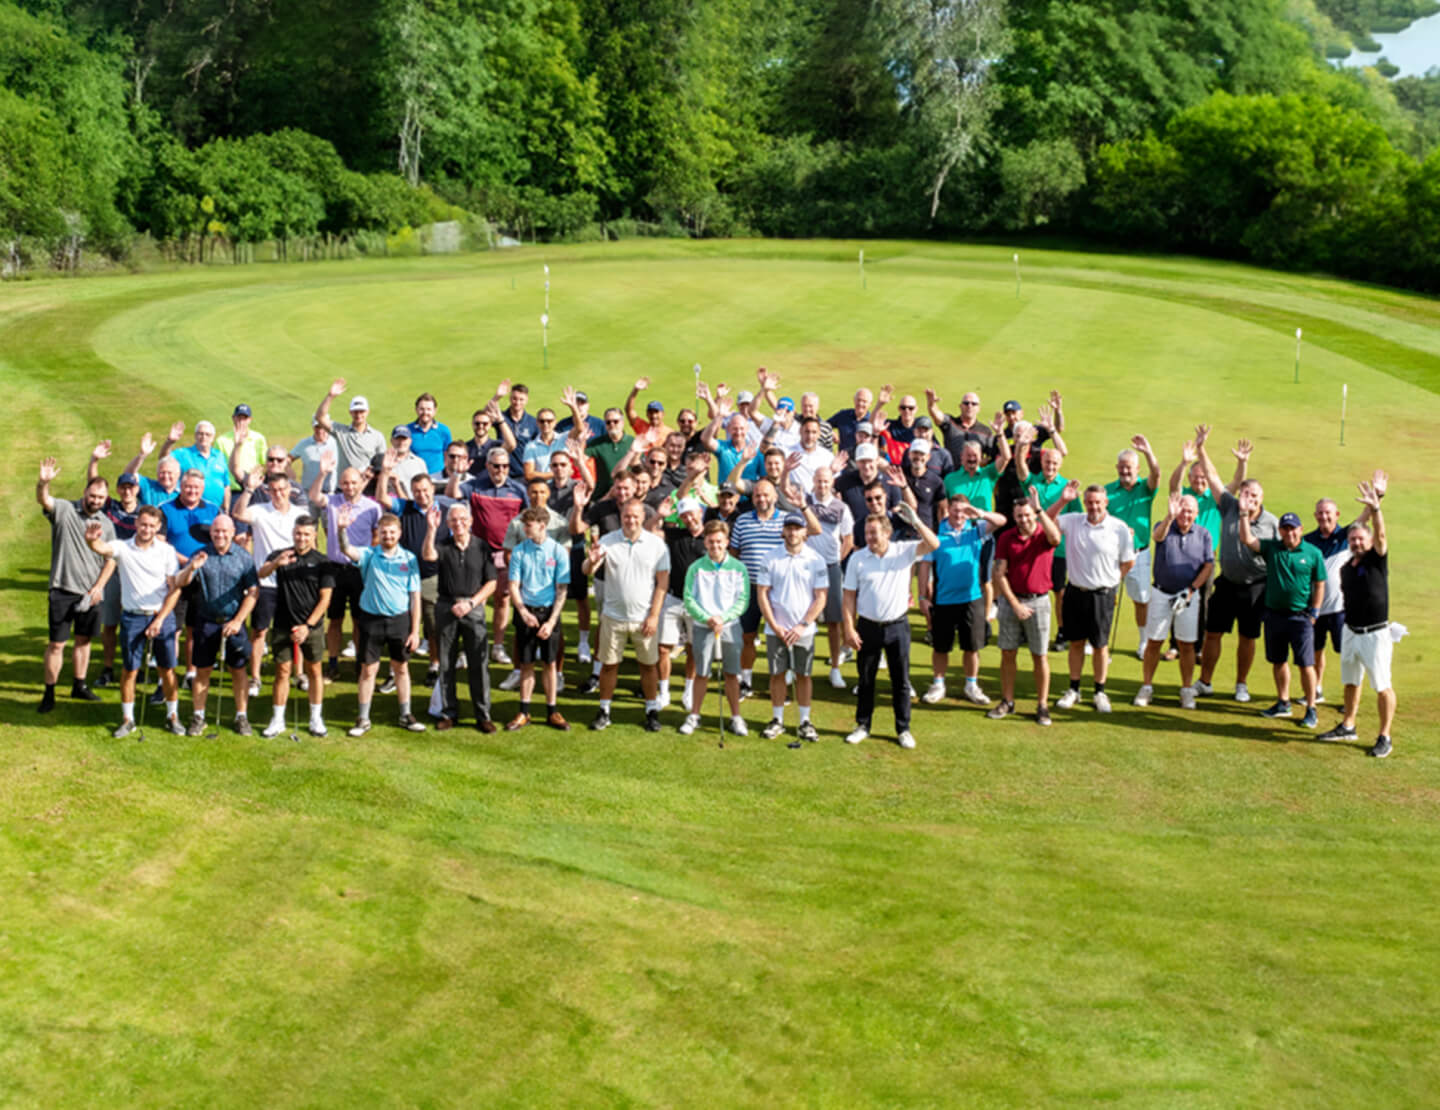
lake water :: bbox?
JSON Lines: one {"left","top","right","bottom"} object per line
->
{"left": 1335, "top": 9, "right": 1440, "bottom": 77}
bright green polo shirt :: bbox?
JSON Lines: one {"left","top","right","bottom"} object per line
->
{"left": 1105, "top": 479, "right": 1158, "bottom": 551}
{"left": 1259, "top": 537, "right": 1326, "bottom": 613}
{"left": 944, "top": 463, "right": 1000, "bottom": 513}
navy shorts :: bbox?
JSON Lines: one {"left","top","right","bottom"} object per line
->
{"left": 1313, "top": 612, "right": 1344, "bottom": 653}
{"left": 121, "top": 611, "right": 177, "bottom": 673}
{"left": 1264, "top": 611, "right": 1316, "bottom": 667}
{"left": 740, "top": 589, "right": 763, "bottom": 635}
{"left": 932, "top": 599, "right": 987, "bottom": 654}
{"left": 193, "top": 620, "right": 252, "bottom": 670}
{"left": 250, "top": 586, "right": 279, "bottom": 632}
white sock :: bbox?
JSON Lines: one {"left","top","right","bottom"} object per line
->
{"left": 799, "top": 705, "right": 811, "bottom": 722}
{"left": 185, "top": 669, "right": 196, "bottom": 681}
{"left": 741, "top": 668, "right": 753, "bottom": 684}
{"left": 579, "top": 630, "right": 590, "bottom": 648}
{"left": 166, "top": 699, "right": 179, "bottom": 717}
{"left": 771, "top": 707, "right": 784, "bottom": 721}
{"left": 193, "top": 710, "right": 206, "bottom": 723}
{"left": 270, "top": 706, "right": 286, "bottom": 726}
{"left": 121, "top": 701, "right": 134, "bottom": 722}
{"left": 310, "top": 705, "right": 324, "bottom": 724}
{"left": 683, "top": 677, "right": 694, "bottom": 698}
{"left": 965, "top": 675, "right": 978, "bottom": 687}
{"left": 646, "top": 698, "right": 660, "bottom": 712}
{"left": 599, "top": 699, "right": 612, "bottom": 712}
{"left": 591, "top": 659, "right": 603, "bottom": 676}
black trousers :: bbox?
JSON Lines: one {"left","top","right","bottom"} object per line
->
{"left": 856, "top": 616, "right": 911, "bottom": 733}
{"left": 435, "top": 599, "right": 491, "bottom": 723}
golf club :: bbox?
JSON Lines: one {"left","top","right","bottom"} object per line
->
{"left": 1108, "top": 583, "right": 1122, "bottom": 657}
{"left": 206, "top": 662, "right": 223, "bottom": 739}
{"left": 135, "top": 651, "right": 150, "bottom": 742}
{"left": 290, "top": 642, "right": 302, "bottom": 741}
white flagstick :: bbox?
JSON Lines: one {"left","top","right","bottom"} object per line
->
{"left": 544, "top": 279, "right": 550, "bottom": 315}
{"left": 1294, "top": 327, "right": 1302, "bottom": 384}
{"left": 859, "top": 248, "right": 866, "bottom": 290}
{"left": 541, "top": 312, "right": 549, "bottom": 370}
{"left": 1340, "top": 383, "right": 1348, "bottom": 446}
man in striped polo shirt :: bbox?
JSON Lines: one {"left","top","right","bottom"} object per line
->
{"left": 727, "top": 478, "right": 787, "bottom": 699}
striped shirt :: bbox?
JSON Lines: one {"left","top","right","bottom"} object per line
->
{"left": 729, "top": 509, "right": 787, "bottom": 581}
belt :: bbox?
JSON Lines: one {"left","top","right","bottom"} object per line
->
{"left": 858, "top": 615, "right": 907, "bottom": 626}
{"left": 1350, "top": 620, "right": 1388, "bottom": 635}
{"left": 1014, "top": 593, "right": 1046, "bottom": 600}
{"left": 124, "top": 609, "right": 159, "bottom": 617}
{"left": 1069, "top": 585, "right": 1114, "bottom": 594}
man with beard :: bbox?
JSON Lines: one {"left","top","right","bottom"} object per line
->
{"left": 314, "top": 378, "right": 387, "bottom": 478}
{"left": 990, "top": 488, "right": 1063, "bottom": 725}
{"left": 176, "top": 515, "right": 259, "bottom": 736}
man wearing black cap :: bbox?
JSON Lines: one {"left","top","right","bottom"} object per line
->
{"left": 557, "top": 385, "right": 605, "bottom": 440}
{"left": 218, "top": 403, "right": 267, "bottom": 497}
{"left": 1239, "top": 509, "right": 1326, "bottom": 728}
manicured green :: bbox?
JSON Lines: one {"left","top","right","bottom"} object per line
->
{"left": 3, "top": 241, "right": 1438, "bottom": 1107}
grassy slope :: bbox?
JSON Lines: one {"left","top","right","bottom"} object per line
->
{"left": 1, "top": 241, "right": 1438, "bottom": 1107}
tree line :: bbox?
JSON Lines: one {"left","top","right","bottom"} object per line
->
{"left": 2, "top": 0, "right": 1437, "bottom": 291}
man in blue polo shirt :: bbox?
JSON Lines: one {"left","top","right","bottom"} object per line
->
{"left": 405, "top": 392, "right": 452, "bottom": 474}
{"left": 158, "top": 470, "right": 220, "bottom": 698}
{"left": 919, "top": 497, "right": 1007, "bottom": 706}
{"left": 175, "top": 514, "right": 259, "bottom": 736}
{"left": 164, "top": 420, "right": 232, "bottom": 508}
{"left": 337, "top": 507, "right": 425, "bottom": 735}
{"left": 505, "top": 508, "right": 571, "bottom": 731}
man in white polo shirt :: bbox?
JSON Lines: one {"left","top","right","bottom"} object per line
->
{"left": 842, "top": 501, "right": 939, "bottom": 749}
{"left": 583, "top": 499, "right": 670, "bottom": 732}
{"left": 1054, "top": 482, "right": 1135, "bottom": 713}
{"left": 756, "top": 512, "right": 829, "bottom": 741}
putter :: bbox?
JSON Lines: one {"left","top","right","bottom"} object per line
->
{"left": 206, "top": 664, "right": 224, "bottom": 739}
{"left": 1108, "top": 583, "right": 1122, "bottom": 656}
{"left": 135, "top": 652, "right": 150, "bottom": 742}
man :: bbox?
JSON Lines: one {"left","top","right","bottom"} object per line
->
{"left": 231, "top": 468, "right": 308, "bottom": 698}
{"left": 83, "top": 505, "right": 183, "bottom": 737}
{"left": 123, "top": 432, "right": 181, "bottom": 506}
{"left": 807, "top": 465, "right": 855, "bottom": 690}
{"left": 585, "top": 407, "right": 635, "bottom": 500}
{"left": 624, "top": 377, "right": 672, "bottom": 454}
{"left": 545, "top": 451, "right": 594, "bottom": 664}
{"left": 388, "top": 468, "right": 449, "bottom": 686}
{"left": 1054, "top": 483, "right": 1135, "bottom": 713}
{"left": 290, "top": 418, "right": 338, "bottom": 498}
{"left": 842, "top": 502, "right": 939, "bottom": 749}
{"left": 680, "top": 520, "right": 751, "bottom": 735}
{"left": 175, "top": 515, "right": 259, "bottom": 736}
{"left": 505, "top": 507, "right": 571, "bottom": 730}
{"left": 463, "top": 405, "right": 511, "bottom": 477}
{"left": 158, "top": 469, "right": 220, "bottom": 695}
{"left": 906, "top": 416, "right": 953, "bottom": 475}
{"left": 522, "top": 408, "right": 564, "bottom": 481}
{"left": 919, "top": 497, "right": 1007, "bottom": 707}
{"left": 497, "top": 476, "right": 570, "bottom": 693}
{"left": 556, "top": 385, "right": 605, "bottom": 440}
{"left": 885, "top": 394, "right": 922, "bottom": 448}
{"left": 728, "top": 478, "right": 789, "bottom": 699}
{"left": 382, "top": 425, "right": 428, "bottom": 499}
{"left": 1015, "top": 434, "right": 1071, "bottom": 647}
{"left": 1319, "top": 474, "right": 1395, "bottom": 756}
{"left": 36, "top": 457, "right": 113, "bottom": 711}
{"left": 756, "top": 513, "right": 828, "bottom": 741}
{"left": 1105, "top": 436, "right": 1161, "bottom": 656}
{"left": 1133, "top": 493, "right": 1214, "bottom": 710}
{"left": 498, "top": 381, "right": 540, "bottom": 479}
{"left": 903, "top": 438, "right": 947, "bottom": 533}
{"left": 942, "top": 434, "right": 1012, "bottom": 620}
{"left": 217, "top": 403, "right": 268, "bottom": 494}
{"left": 96, "top": 468, "right": 141, "bottom": 689}
{"left": 245, "top": 444, "right": 309, "bottom": 508}
{"left": 458, "top": 447, "right": 528, "bottom": 665}
{"left": 829, "top": 388, "right": 874, "bottom": 456}
{"left": 836, "top": 444, "right": 902, "bottom": 548}
{"left": 424, "top": 503, "right": 499, "bottom": 732}
{"left": 255, "top": 516, "right": 334, "bottom": 737}
{"left": 583, "top": 499, "right": 670, "bottom": 732}
{"left": 314, "top": 378, "right": 387, "bottom": 477}
{"left": 705, "top": 410, "right": 753, "bottom": 489}
{"left": 796, "top": 391, "right": 836, "bottom": 452}
{"left": 991, "top": 488, "right": 1063, "bottom": 724}
{"left": 163, "top": 420, "right": 231, "bottom": 508}
{"left": 309, "top": 456, "right": 382, "bottom": 680}
{"left": 927, "top": 388, "right": 995, "bottom": 464}
{"left": 336, "top": 507, "right": 425, "bottom": 735}
{"left": 1239, "top": 510, "right": 1326, "bottom": 728}
{"left": 1305, "top": 495, "right": 1357, "bottom": 704}
{"left": 1197, "top": 439, "right": 1274, "bottom": 702}
{"left": 570, "top": 473, "right": 635, "bottom": 693}
{"left": 405, "top": 392, "right": 452, "bottom": 474}
{"left": 658, "top": 498, "right": 708, "bottom": 713}
{"left": 788, "top": 417, "right": 835, "bottom": 495}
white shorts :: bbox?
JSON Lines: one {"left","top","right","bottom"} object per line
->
{"left": 1123, "top": 547, "right": 1152, "bottom": 606}
{"left": 659, "top": 594, "right": 689, "bottom": 647}
{"left": 1144, "top": 587, "right": 1201, "bottom": 644}
{"left": 1340, "top": 625, "right": 1392, "bottom": 693}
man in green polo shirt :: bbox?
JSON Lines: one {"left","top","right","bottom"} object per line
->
{"left": 943, "top": 434, "right": 1011, "bottom": 625}
{"left": 584, "top": 407, "right": 633, "bottom": 500}
{"left": 1239, "top": 510, "right": 1326, "bottom": 728}
{"left": 1104, "top": 434, "right": 1159, "bottom": 656}
{"left": 1016, "top": 433, "right": 1072, "bottom": 648}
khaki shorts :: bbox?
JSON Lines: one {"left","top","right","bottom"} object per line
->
{"left": 598, "top": 616, "right": 660, "bottom": 666}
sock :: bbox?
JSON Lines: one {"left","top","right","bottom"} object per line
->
{"left": 1069, "top": 679, "right": 1081, "bottom": 692}
{"left": 1095, "top": 682, "right": 1106, "bottom": 694}
{"left": 398, "top": 699, "right": 411, "bottom": 717}
{"left": 684, "top": 677, "right": 694, "bottom": 698}
{"left": 43, "top": 683, "right": 56, "bottom": 697}
{"left": 193, "top": 710, "right": 206, "bottom": 723}
{"left": 645, "top": 699, "right": 660, "bottom": 712}
{"left": 185, "top": 669, "right": 196, "bottom": 681}
{"left": 165, "top": 699, "right": 178, "bottom": 717}
{"left": 121, "top": 701, "right": 135, "bottom": 721}
{"left": 310, "top": 704, "right": 324, "bottom": 724}
{"left": 357, "top": 700, "right": 371, "bottom": 721}
{"left": 546, "top": 703, "right": 557, "bottom": 715}
{"left": 519, "top": 701, "right": 531, "bottom": 716}
{"left": 741, "top": 668, "right": 753, "bottom": 684}
{"left": 965, "top": 675, "right": 978, "bottom": 688}
{"left": 591, "top": 659, "right": 603, "bottom": 676}
{"left": 270, "top": 706, "right": 286, "bottom": 726}
{"left": 771, "top": 707, "right": 784, "bottom": 722}
{"left": 329, "top": 655, "right": 338, "bottom": 666}
{"left": 799, "top": 705, "right": 811, "bottom": 723}
{"left": 599, "top": 699, "right": 612, "bottom": 713}
{"left": 579, "top": 630, "right": 590, "bottom": 648}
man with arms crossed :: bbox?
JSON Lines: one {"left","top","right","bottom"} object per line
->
{"left": 1319, "top": 474, "right": 1396, "bottom": 757}
{"left": 256, "top": 515, "right": 334, "bottom": 737}
{"left": 842, "top": 501, "right": 939, "bottom": 750}
{"left": 989, "top": 487, "right": 1062, "bottom": 725}
{"left": 1054, "top": 483, "right": 1135, "bottom": 713}
{"left": 1133, "top": 492, "right": 1214, "bottom": 709}
{"left": 756, "top": 513, "right": 828, "bottom": 742}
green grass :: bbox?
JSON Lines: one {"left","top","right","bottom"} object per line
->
{"left": 2, "top": 240, "right": 1438, "bottom": 1107}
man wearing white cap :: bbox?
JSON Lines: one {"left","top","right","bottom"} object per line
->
{"left": 314, "top": 377, "right": 386, "bottom": 476}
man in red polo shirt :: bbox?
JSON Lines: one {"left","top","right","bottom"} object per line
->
{"left": 990, "top": 487, "right": 1063, "bottom": 725}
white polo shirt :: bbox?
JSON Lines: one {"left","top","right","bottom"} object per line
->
{"left": 1058, "top": 513, "right": 1134, "bottom": 589}
{"left": 843, "top": 540, "right": 919, "bottom": 622}
{"left": 248, "top": 501, "right": 307, "bottom": 587}
{"left": 598, "top": 530, "right": 671, "bottom": 622}
{"left": 112, "top": 538, "right": 180, "bottom": 613}
{"left": 757, "top": 545, "right": 828, "bottom": 635}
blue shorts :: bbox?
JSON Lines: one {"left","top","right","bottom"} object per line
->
{"left": 740, "top": 589, "right": 763, "bottom": 635}
{"left": 1314, "top": 612, "right": 1344, "bottom": 653}
{"left": 121, "top": 611, "right": 177, "bottom": 673}
{"left": 1264, "top": 611, "right": 1315, "bottom": 667}
{"left": 193, "top": 620, "right": 252, "bottom": 670}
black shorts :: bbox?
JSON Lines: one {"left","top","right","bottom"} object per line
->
{"left": 568, "top": 544, "right": 589, "bottom": 594}
{"left": 327, "top": 563, "right": 364, "bottom": 621}
{"left": 193, "top": 620, "right": 252, "bottom": 670}
{"left": 1206, "top": 577, "right": 1266, "bottom": 640}
{"left": 1061, "top": 585, "right": 1116, "bottom": 650}
{"left": 978, "top": 533, "right": 995, "bottom": 584}
{"left": 251, "top": 586, "right": 279, "bottom": 632}
{"left": 178, "top": 579, "right": 202, "bottom": 629}
{"left": 1264, "top": 611, "right": 1316, "bottom": 667}
{"left": 1051, "top": 555, "right": 1067, "bottom": 593}
{"left": 932, "top": 599, "right": 987, "bottom": 654}
{"left": 515, "top": 604, "right": 563, "bottom": 664}
{"left": 1314, "top": 611, "right": 1344, "bottom": 652}
{"left": 48, "top": 587, "right": 101, "bottom": 643}
{"left": 357, "top": 609, "right": 412, "bottom": 664}
{"left": 740, "top": 589, "right": 763, "bottom": 635}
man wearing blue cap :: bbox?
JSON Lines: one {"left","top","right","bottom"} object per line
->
{"left": 217, "top": 403, "right": 267, "bottom": 495}
{"left": 626, "top": 377, "right": 672, "bottom": 454}
{"left": 1238, "top": 509, "right": 1326, "bottom": 728}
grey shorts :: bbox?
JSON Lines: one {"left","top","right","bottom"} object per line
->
{"left": 820, "top": 563, "right": 844, "bottom": 624}
{"left": 102, "top": 574, "right": 123, "bottom": 626}
{"left": 766, "top": 630, "right": 817, "bottom": 677}
{"left": 998, "top": 594, "right": 1052, "bottom": 655}
{"left": 692, "top": 620, "right": 742, "bottom": 676}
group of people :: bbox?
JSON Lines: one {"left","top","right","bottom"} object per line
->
{"left": 35, "top": 368, "right": 1400, "bottom": 757}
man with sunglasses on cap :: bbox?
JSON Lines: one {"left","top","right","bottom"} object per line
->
{"left": 314, "top": 377, "right": 387, "bottom": 478}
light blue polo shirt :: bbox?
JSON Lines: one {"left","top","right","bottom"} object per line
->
{"left": 357, "top": 544, "right": 421, "bottom": 617}
{"left": 921, "top": 519, "right": 990, "bottom": 605}
{"left": 171, "top": 445, "right": 231, "bottom": 506}
{"left": 508, "top": 536, "right": 570, "bottom": 606}
{"left": 405, "top": 421, "right": 452, "bottom": 473}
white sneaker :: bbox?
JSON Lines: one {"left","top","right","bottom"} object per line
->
{"left": 491, "top": 643, "right": 512, "bottom": 665}
{"left": 1132, "top": 684, "right": 1153, "bottom": 707}
{"left": 878, "top": 654, "right": 887, "bottom": 670}
{"left": 829, "top": 668, "right": 846, "bottom": 689}
{"left": 922, "top": 679, "right": 946, "bottom": 704}
{"left": 1084, "top": 642, "right": 1094, "bottom": 656}
{"left": 457, "top": 652, "right": 468, "bottom": 669}
{"left": 416, "top": 638, "right": 429, "bottom": 658}
{"left": 248, "top": 679, "right": 261, "bottom": 697}
{"left": 341, "top": 640, "right": 356, "bottom": 659}
{"left": 309, "top": 720, "right": 327, "bottom": 737}
{"left": 844, "top": 726, "right": 868, "bottom": 744}
{"left": 499, "top": 669, "right": 522, "bottom": 691}
{"left": 1234, "top": 682, "right": 1251, "bottom": 703}
{"left": 897, "top": 731, "right": 916, "bottom": 750}
{"left": 656, "top": 688, "right": 671, "bottom": 711}
{"left": 1094, "top": 691, "right": 1112, "bottom": 713}
{"left": 1314, "top": 688, "right": 1326, "bottom": 704}
{"left": 962, "top": 683, "right": 991, "bottom": 706}
{"left": 577, "top": 643, "right": 593, "bottom": 664}
{"left": 1194, "top": 679, "right": 1214, "bottom": 696}
{"left": 678, "top": 714, "right": 699, "bottom": 735}
{"left": 1179, "top": 686, "right": 1197, "bottom": 709}
{"left": 1136, "top": 645, "right": 1146, "bottom": 660}
{"left": 729, "top": 715, "right": 748, "bottom": 736}
{"left": 836, "top": 648, "right": 851, "bottom": 667}
{"left": 1056, "top": 688, "right": 1081, "bottom": 709}
{"left": 908, "top": 685, "right": 917, "bottom": 699}
{"left": 262, "top": 719, "right": 286, "bottom": 738}
{"left": 681, "top": 687, "right": 693, "bottom": 712}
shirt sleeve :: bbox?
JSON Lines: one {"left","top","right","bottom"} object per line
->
{"left": 842, "top": 558, "right": 859, "bottom": 591}
{"left": 654, "top": 540, "right": 671, "bottom": 574}
{"left": 1117, "top": 521, "right": 1135, "bottom": 564}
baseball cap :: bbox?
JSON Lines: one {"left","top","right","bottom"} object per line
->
{"left": 117, "top": 473, "right": 139, "bottom": 487}
{"left": 233, "top": 403, "right": 252, "bottom": 418}
{"left": 1003, "top": 400, "right": 1023, "bottom": 413}
{"left": 647, "top": 400, "right": 664, "bottom": 413}
{"left": 856, "top": 421, "right": 874, "bottom": 435}
{"left": 909, "top": 438, "right": 932, "bottom": 454}
{"left": 719, "top": 483, "right": 740, "bottom": 496}
{"left": 737, "top": 391, "right": 755, "bottom": 404}
{"left": 855, "top": 443, "right": 879, "bottom": 461}
{"left": 776, "top": 396, "right": 795, "bottom": 412}
{"left": 783, "top": 512, "right": 807, "bottom": 527}
{"left": 575, "top": 391, "right": 588, "bottom": 403}
{"left": 677, "top": 497, "right": 703, "bottom": 515}
{"left": 391, "top": 424, "right": 412, "bottom": 439}
{"left": 915, "top": 415, "right": 933, "bottom": 430}
{"left": 349, "top": 396, "right": 369, "bottom": 412}
{"left": 1279, "top": 512, "right": 1303, "bottom": 528}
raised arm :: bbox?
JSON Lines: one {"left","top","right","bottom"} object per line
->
{"left": 308, "top": 451, "right": 336, "bottom": 508}
{"left": 1152, "top": 492, "right": 1181, "bottom": 546}
{"left": 1132, "top": 434, "right": 1160, "bottom": 492}
{"left": 82, "top": 518, "right": 117, "bottom": 559}
{"left": 1048, "top": 479, "right": 1081, "bottom": 520}
{"left": 925, "top": 388, "right": 947, "bottom": 428}
{"left": 36, "top": 456, "right": 60, "bottom": 513}
{"left": 1196, "top": 428, "right": 1225, "bottom": 503}
{"left": 125, "top": 431, "right": 157, "bottom": 477}
{"left": 756, "top": 367, "right": 780, "bottom": 413}
{"left": 1356, "top": 473, "right": 1387, "bottom": 556}
{"left": 1049, "top": 390, "right": 1066, "bottom": 434}
{"left": 1169, "top": 440, "right": 1195, "bottom": 496}
{"left": 625, "top": 377, "right": 649, "bottom": 429}
{"left": 420, "top": 505, "right": 442, "bottom": 562}
{"left": 87, "top": 440, "right": 112, "bottom": 484}
{"left": 1237, "top": 508, "right": 1260, "bottom": 553}
{"left": 314, "top": 378, "right": 346, "bottom": 433}
{"left": 230, "top": 468, "right": 263, "bottom": 523}
{"left": 156, "top": 419, "right": 184, "bottom": 461}
{"left": 895, "top": 501, "right": 939, "bottom": 554}
{"left": 1032, "top": 487, "right": 1061, "bottom": 546}
{"left": 1226, "top": 437, "right": 1252, "bottom": 496}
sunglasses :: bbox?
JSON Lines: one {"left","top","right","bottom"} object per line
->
{"left": 898, "top": 404, "right": 915, "bottom": 410}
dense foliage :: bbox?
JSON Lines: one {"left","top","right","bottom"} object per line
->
{"left": 1, "top": 0, "right": 1437, "bottom": 289}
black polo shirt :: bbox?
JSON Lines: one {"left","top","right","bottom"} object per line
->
{"left": 1340, "top": 549, "right": 1387, "bottom": 626}
{"left": 663, "top": 526, "right": 707, "bottom": 600}
{"left": 275, "top": 548, "right": 336, "bottom": 628}
{"left": 435, "top": 536, "right": 497, "bottom": 600}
